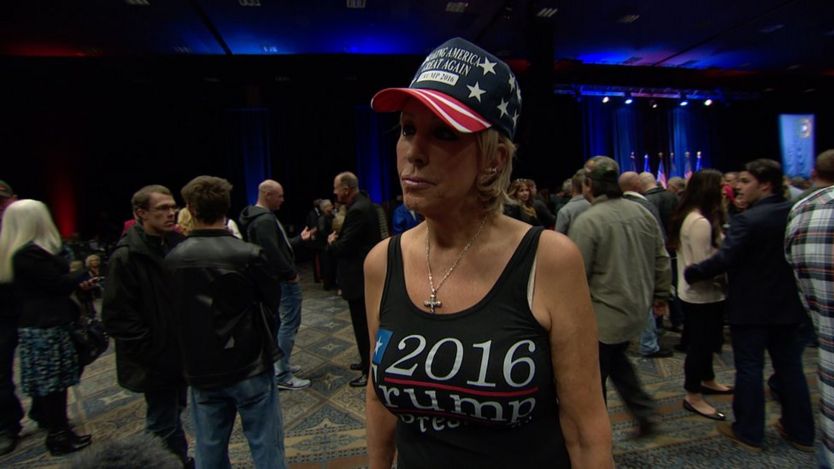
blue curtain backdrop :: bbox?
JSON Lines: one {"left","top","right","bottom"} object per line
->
{"left": 354, "top": 105, "right": 395, "bottom": 203}
{"left": 582, "top": 100, "right": 614, "bottom": 162}
{"left": 581, "top": 101, "right": 715, "bottom": 177}
{"left": 613, "top": 106, "right": 641, "bottom": 172}
{"left": 669, "top": 107, "right": 713, "bottom": 178}
{"left": 225, "top": 108, "right": 271, "bottom": 206}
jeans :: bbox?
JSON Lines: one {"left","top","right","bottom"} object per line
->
{"left": 639, "top": 309, "right": 660, "bottom": 355}
{"left": 0, "top": 316, "right": 22, "bottom": 436}
{"left": 599, "top": 341, "right": 655, "bottom": 421}
{"left": 730, "top": 324, "right": 814, "bottom": 446}
{"left": 275, "top": 281, "right": 302, "bottom": 382}
{"left": 190, "top": 372, "right": 286, "bottom": 469}
{"left": 145, "top": 386, "right": 189, "bottom": 464}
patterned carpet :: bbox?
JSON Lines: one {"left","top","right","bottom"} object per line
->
{"left": 0, "top": 262, "right": 819, "bottom": 468}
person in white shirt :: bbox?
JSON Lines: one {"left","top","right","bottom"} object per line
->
{"left": 669, "top": 169, "right": 733, "bottom": 421}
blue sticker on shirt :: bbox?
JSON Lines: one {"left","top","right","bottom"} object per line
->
{"left": 373, "top": 328, "right": 393, "bottom": 365}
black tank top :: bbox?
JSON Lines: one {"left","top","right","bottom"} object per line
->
{"left": 372, "top": 227, "right": 570, "bottom": 468}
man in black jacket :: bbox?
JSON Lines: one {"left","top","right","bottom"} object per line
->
{"left": 685, "top": 159, "right": 814, "bottom": 452}
{"left": 328, "top": 171, "right": 382, "bottom": 387}
{"left": 166, "top": 176, "right": 286, "bottom": 468}
{"left": 239, "top": 179, "right": 314, "bottom": 390}
{"left": 102, "top": 185, "right": 190, "bottom": 466}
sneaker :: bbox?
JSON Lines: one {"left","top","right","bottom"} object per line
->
{"left": 277, "top": 376, "right": 311, "bottom": 390}
{"left": 290, "top": 364, "right": 302, "bottom": 374}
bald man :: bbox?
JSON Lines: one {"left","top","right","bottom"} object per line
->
{"left": 240, "top": 179, "right": 315, "bottom": 390}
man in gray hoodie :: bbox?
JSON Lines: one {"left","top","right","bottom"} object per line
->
{"left": 239, "top": 179, "right": 314, "bottom": 390}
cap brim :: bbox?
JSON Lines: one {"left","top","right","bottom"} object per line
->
{"left": 371, "top": 88, "right": 491, "bottom": 134}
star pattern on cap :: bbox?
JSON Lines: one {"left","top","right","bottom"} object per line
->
{"left": 395, "top": 38, "right": 522, "bottom": 139}
{"left": 467, "top": 82, "right": 486, "bottom": 102}
{"left": 497, "top": 99, "right": 509, "bottom": 118}
{"left": 478, "top": 58, "right": 497, "bottom": 76}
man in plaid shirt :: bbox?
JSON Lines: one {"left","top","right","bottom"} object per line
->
{"left": 786, "top": 184, "right": 834, "bottom": 469}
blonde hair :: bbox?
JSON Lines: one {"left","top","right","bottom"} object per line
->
{"left": 475, "top": 128, "right": 516, "bottom": 215}
{"left": 85, "top": 254, "right": 101, "bottom": 269}
{"left": 0, "top": 199, "right": 62, "bottom": 283}
{"left": 176, "top": 208, "right": 194, "bottom": 236}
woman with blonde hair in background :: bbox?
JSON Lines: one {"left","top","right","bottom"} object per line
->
{"left": 0, "top": 199, "right": 95, "bottom": 455}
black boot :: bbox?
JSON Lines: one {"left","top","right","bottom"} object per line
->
{"left": 45, "top": 429, "right": 92, "bottom": 456}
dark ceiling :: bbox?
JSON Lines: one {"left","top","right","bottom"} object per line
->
{"left": 3, "top": 0, "right": 833, "bottom": 76}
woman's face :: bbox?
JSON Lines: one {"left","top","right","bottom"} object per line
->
{"left": 516, "top": 185, "right": 530, "bottom": 202}
{"left": 396, "top": 99, "right": 481, "bottom": 215}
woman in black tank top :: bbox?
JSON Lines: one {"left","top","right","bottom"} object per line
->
{"left": 364, "top": 37, "right": 613, "bottom": 468}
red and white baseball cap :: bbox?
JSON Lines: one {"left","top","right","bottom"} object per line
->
{"left": 371, "top": 37, "right": 521, "bottom": 139}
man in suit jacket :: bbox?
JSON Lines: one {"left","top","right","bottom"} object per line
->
{"left": 685, "top": 159, "right": 814, "bottom": 452}
{"left": 328, "top": 171, "right": 382, "bottom": 387}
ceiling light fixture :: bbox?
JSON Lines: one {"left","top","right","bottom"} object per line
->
{"left": 446, "top": 2, "right": 469, "bottom": 13}
{"left": 536, "top": 7, "right": 558, "bottom": 18}
{"left": 651, "top": 102, "right": 658, "bottom": 109}
{"left": 704, "top": 99, "right": 713, "bottom": 106}
{"left": 602, "top": 96, "right": 610, "bottom": 103}
{"left": 680, "top": 100, "right": 689, "bottom": 107}
{"left": 346, "top": 0, "right": 366, "bottom": 9}
{"left": 625, "top": 98, "right": 633, "bottom": 104}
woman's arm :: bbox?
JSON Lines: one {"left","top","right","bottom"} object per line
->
{"left": 532, "top": 231, "right": 613, "bottom": 468}
{"left": 363, "top": 238, "right": 397, "bottom": 469}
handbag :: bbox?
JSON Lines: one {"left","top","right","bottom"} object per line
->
{"left": 69, "top": 314, "right": 109, "bottom": 367}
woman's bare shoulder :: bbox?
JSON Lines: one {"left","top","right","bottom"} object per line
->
{"left": 535, "top": 230, "right": 584, "bottom": 277}
{"left": 364, "top": 237, "right": 392, "bottom": 278}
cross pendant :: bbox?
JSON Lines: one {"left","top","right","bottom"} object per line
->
{"left": 424, "top": 291, "right": 442, "bottom": 313}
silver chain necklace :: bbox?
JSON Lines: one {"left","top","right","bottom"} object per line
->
{"left": 424, "top": 216, "right": 488, "bottom": 313}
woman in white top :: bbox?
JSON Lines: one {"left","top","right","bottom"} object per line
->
{"left": 669, "top": 169, "right": 733, "bottom": 420}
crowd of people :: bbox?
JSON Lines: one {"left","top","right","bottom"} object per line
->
{"left": 0, "top": 36, "right": 833, "bottom": 469}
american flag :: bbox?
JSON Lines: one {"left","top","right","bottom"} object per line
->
{"left": 657, "top": 159, "right": 668, "bottom": 188}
